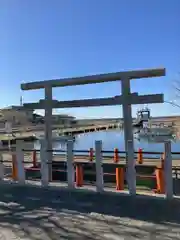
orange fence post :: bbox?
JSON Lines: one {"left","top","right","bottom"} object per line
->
{"left": 89, "top": 148, "right": 94, "bottom": 162}
{"left": 137, "top": 148, "right": 143, "bottom": 164}
{"left": 155, "top": 168, "right": 165, "bottom": 194}
{"left": 12, "top": 153, "right": 18, "bottom": 180}
{"left": 114, "top": 148, "right": 119, "bottom": 163}
{"left": 116, "top": 167, "right": 124, "bottom": 190}
{"left": 76, "top": 164, "right": 83, "bottom": 187}
{"left": 32, "top": 150, "right": 37, "bottom": 168}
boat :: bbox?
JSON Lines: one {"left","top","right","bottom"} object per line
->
{"left": 134, "top": 123, "right": 174, "bottom": 139}
{"left": 133, "top": 106, "right": 174, "bottom": 138}
{"left": 133, "top": 107, "right": 150, "bottom": 128}
{"left": 135, "top": 134, "right": 176, "bottom": 143}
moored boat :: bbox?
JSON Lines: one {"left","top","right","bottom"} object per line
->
{"left": 135, "top": 125, "right": 173, "bottom": 138}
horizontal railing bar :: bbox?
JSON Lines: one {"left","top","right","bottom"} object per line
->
{"left": 20, "top": 149, "right": 180, "bottom": 155}
{"left": 73, "top": 150, "right": 91, "bottom": 153}
{"left": 134, "top": 151, "right": 162, "bottom": 155}
{"left": 21, "top": 149, "right": 180, "bottom": 155}
{"left": 21, "top": 149, "right": 161, "bottom": 154}
{"left": 21, "top": 166, "right": 180, "bottom": 171}
{"left": 1, "top": 148, "right": 180, "bottom": 156}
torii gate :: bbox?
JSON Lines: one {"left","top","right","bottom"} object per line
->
{"left": 21, "top": 68, "right": 165, "bottom": 194}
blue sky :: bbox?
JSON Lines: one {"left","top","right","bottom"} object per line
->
{"left": 0, "top": 0, "right": 179, "bottom": 119}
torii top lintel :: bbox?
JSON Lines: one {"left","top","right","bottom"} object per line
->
{"left": 21, "top": 68, "right": 165, "bottom": 91}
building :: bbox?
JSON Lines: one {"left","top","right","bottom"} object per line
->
{"left": 0, "top": 105, "right": 76, "bottom": 128}
{"left": 51, "top": 114, "right": 76, "bottom": 126}
{"left": 0, "top": 106, "right": 34, "bottom": 127}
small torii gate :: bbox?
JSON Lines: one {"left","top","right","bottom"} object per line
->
{"left": 21, "top": 67, "right": 165, "bottom": 195}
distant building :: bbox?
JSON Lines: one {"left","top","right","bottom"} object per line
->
{"left": 0, "top": 105, "right": 76, "bottom": 128}
{"left": 0, "top": 106, "right": 34, "bottom": 127}
{"left": 51, "top": 114, "right": 76, "bottom": 126}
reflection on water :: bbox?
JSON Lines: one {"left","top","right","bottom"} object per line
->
{"left": 134, "top": 135, "right": 176, "bottom": 144}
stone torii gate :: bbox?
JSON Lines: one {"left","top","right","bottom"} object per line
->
{"left": 21, "top": 68, "right": 165, "bottom": 194}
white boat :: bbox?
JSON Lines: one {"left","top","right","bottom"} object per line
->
{"left": 135, "top": 126, "right": 173, "bottom": 138}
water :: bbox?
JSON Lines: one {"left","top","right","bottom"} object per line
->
{"left": 35, "top": 130, "right": 180, "bottom": 158}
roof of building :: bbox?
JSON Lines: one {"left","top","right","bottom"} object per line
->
{"left": 52, "top": 114, "right": 75, "bottom": 119}
{"left": 0, "top": 105, "right": 34, "bottom": 111}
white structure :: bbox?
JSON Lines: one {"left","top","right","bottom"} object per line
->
{"left": 40, "top": 139, "right": 49, "bottom": 186}
{"left": 66, "top": 140, "right": 75, "bottom": 189}
{"left": 16, "top": 140, "right": 26, "bottom": 184}
{"left": 0, "top": 138, "right": 173, "bottom": 199}
{"left": 164, "top": 141, "right": 173, "bottom": 199}
{"left": 21, "top": 68, "right": 165, "bottom": 192}
{"left": 95, "top": 141, "right": 104, "bottom": 192}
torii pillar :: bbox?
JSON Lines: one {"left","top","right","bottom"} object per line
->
{"left": 44, "top": 86, "right": 53, "bottom": 180}
{"left": 121, "top": 78, "right": 136, "bottom": 194}
{"left": 121, "top": 78, "right": 133, "bottom": 153}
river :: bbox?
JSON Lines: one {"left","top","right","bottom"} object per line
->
{"left": 35, "top": 129, "right": 180, "bottom": 157}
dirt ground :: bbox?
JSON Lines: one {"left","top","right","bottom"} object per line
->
{"left": 0, "top": 182, "right": 180, "bottom": 239}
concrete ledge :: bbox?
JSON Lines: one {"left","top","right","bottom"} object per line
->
{"left": 1, "top": 179, "right": 180, "bottom": 203}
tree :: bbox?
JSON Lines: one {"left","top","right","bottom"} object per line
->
{"left": 165, "top": 74, "right": 180, "bottom": 109}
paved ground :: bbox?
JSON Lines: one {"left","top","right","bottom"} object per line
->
{"left": 0, "top": 183, "right": 180, "bottom": 239}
